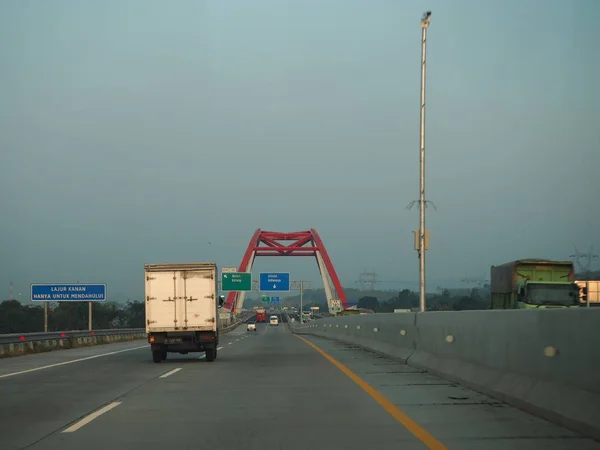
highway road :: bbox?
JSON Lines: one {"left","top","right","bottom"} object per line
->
{"left": 1, "top": 320, "right": 599, "bottom": 450}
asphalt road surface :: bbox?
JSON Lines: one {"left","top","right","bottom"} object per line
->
{"left": 1, "top": 321, "right": 598, "bottom": 450}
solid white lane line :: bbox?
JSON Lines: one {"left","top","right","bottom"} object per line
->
{"left": 0, "top": 345, "right": 148, "bottom": 380}
{"left": 159, "top": 368, "right": 182, "bottom": 378}
{"left": 62, "top": 402, "right": 122, "bottom": 433}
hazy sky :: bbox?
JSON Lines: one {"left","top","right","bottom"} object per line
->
{"left": 1, "top": 0, "right": 599, "bottom": 302}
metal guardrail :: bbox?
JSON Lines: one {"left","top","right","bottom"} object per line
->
{"left": 0, "top": 328, "right": 145, "bottom": 345}
{"left": 0, "top": 312, "right": 255, "bottom": 344}
{"left": 0, "top": 312, "right": 256, "bottom": 345}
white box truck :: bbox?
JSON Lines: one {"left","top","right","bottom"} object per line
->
{"left": 576, "top": 280, "right": 600, "bottom": 307}
{"left": 145, "top": 263, "right": 224, "bottom": 363}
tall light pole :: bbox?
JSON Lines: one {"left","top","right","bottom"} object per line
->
{"left": 418, "top": 11, "right": 431, "bottom": 312}
{"left": 299, "top": 280, "right": 305, "bottom": 324}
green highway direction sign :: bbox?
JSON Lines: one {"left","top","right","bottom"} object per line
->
{"left": 261, "top": 296, "right": 270, "bottom": 302}
{"left": 221, "top": 272, "right": 252, "bottom": 291}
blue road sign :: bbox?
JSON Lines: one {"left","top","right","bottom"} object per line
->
{"left": 271, "top": 296, "right": 280, "bottom": 303}
{"left": 259, "top": 273, "right": 290, "bottom": 292}
{"left": 31, "top": 284, "right": 107, "bottom": 302}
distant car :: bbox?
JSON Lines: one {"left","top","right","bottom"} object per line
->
{"left": 269, "top": 316, "right": 279, "bottom": 326}
{"left": 247, "top": 322, "right": 256, "bottom": 331}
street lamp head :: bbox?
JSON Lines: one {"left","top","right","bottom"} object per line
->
{"left": 421, "top": 11, "right": 432, "bottom": 28}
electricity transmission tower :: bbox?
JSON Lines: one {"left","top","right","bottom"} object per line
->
{"left": 570, "top": 245, "right": 598, "bottom": 274}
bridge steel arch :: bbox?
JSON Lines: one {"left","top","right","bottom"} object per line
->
{"left": 223, "top": 229, "right": 348, "bottom": 314}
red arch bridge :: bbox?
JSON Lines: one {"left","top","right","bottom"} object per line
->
{"left": 222, "top": 229, "right": 349, "bottom": 314}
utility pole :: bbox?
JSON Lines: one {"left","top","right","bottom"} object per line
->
{"left": 418, "top": 11, "right": 432, "bottom": 313}
{"left": 300, "top": 281, "right": 305, "bottom": 324}
{"left": 290, "top": 280, "right": 310, "bottom": 322}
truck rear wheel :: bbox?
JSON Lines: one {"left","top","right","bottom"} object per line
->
{"left": 152, "top": 350, "right": 162, "bottom": 363}
{"left": 205, "top": 346, "right": 217, "bottom": 362}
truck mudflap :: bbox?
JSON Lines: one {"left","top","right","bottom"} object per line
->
{"left": 148, "top": 331, "right": 218, "bottom": 363}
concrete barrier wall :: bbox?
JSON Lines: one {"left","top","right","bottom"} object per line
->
{"left": 0, "top": 332, "right": 147, "bottom": 358}
{"left": 1, "top": 313, "right": 252, "bottom": 358}
{"left": 221, "top": 320, "right": 243, "bottom": 333}
{"left": 220, "top": 311, "right": 253, "bottom": 329}
{"left": 291, "top": 309, "right": 600, "bottom": 440}
{"left": 220, "top": 318, "right": 233, "bottom": 328}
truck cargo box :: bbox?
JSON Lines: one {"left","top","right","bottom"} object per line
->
{"left": 144, "top": 262, "right": 220, "bottom": 363}
{"left": 490, "top": 259, "right": 578, "bottom": 309}
{"left": 491, "top": 259, "right": 575, "bottom": 293}
{"left": 145, "top": 263, "right": 219, "bottom": 332}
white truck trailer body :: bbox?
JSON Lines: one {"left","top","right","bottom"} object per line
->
{"left": 145, "top": 263, "right": 221, "bottom": 363}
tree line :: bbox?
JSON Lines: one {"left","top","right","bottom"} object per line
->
{"left": 246, "top": 287, "right": 490, "bottom": 313}
{"left": 0, "top": 300, "right": 145, "bottom": 334}
{"left": 356, "top": 288, "right": 489, "bottom": 312}
{"left": 0, "top": 288, "right": 488, "bottom": 333}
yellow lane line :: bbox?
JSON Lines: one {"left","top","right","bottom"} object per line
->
{"left": 296, "top": 335, "right": 447, "bottom": 450}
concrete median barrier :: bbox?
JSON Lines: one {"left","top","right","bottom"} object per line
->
{"left": 221, "top": 320, "right": 243, "bottom": 333}
{"left": 290, "top": 309, "right": 600, "bottom": 440}
{"left": 0, "top": 331, "right": 147, "bottom": 358}
{"left": 0, "top": 312, "right": 253, "bottom": 358}
{"left": 220, "top": 311, "right": 254, "bottom": 333}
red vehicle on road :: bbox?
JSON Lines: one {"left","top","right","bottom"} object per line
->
{"left": 255, "top": 307, "right": 267, "bottom": 323}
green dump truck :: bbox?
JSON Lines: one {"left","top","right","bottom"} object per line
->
{"left": 490, "top": 259, "right": 580, "bottom": 309}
